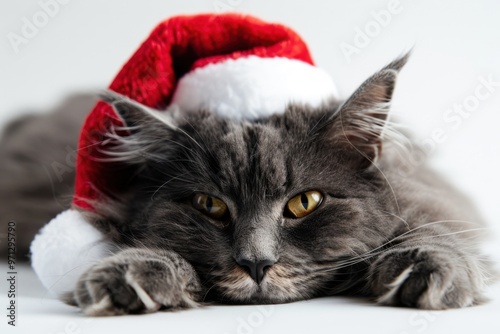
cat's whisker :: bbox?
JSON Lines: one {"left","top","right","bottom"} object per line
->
{"left": 201, "top": 283, "right": 218, "bottom": 303}
{"left": 314, "top": 223, "right": 490, "bottom": 274}
{"left": 151, "top": 172, "right": 189, "bottom": 200}
{"left": 380, "top": 211, "right": 410, "bottom": 230}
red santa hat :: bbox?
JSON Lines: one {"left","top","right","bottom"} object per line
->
{"left": 30, "top": 13, "right": 338, "bottom": 296}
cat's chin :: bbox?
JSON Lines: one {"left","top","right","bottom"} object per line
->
{"left": 214, "top": 266, "right": 306, "bottom": 304}
{"left": 217, "top": 282, "right": 298, "bottom": 304}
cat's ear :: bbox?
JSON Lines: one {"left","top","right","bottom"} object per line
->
{"left": 330, "top": 53, "right": 409, "bottom": 168}
{"left": 98, "top": 90, "right": 177, "bottom": 163}
{"left": 99, "top": 90, "right": 176, "bottom": 131}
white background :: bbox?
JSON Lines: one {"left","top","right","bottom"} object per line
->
{"left": 1, "top": 0, "right": 500, "bottom": 333}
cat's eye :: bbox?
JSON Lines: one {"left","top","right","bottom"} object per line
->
{"left": 192, "top": 193, "right": 228, "bottom": 220}
{"left": 285, "top": 190, "right": 323, "bottom": 218}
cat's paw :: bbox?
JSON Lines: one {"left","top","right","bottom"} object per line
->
{"left": 66, "top": 249, "right": 201, "bottom": 316}
{"left": 368, "top": 247, "right": 485, "bottom": 309}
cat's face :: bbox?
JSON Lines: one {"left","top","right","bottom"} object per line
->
{"left": 98, "top": 55, "right": 407, "bottom": 303}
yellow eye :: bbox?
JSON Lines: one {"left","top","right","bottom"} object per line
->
{"left": 192, "top": 193, "right": 229, "bottom": 220}
{"left": 285, "top": 191, "right": 323, "bottom": 218}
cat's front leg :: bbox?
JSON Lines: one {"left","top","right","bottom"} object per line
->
{"left": 367, "top": 244, "right": 487, "bottom": 309}
{"left": 64, "top": 248, "right": 203, "bottom": 316}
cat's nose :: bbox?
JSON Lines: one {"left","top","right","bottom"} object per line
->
{"left": 236, "top": 258, "right": 276, "bottom": 285}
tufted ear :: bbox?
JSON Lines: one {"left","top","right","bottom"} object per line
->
{"left": 98, "top": 90, "right": 178, "bottom": 164}
{"left": 99, "top": 90, "right": 177, "bottom": 131}
{"left": 330, "top": 53, "right": 409, "bottom": 168}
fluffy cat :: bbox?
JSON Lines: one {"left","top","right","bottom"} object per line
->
{"left": 58, "top": 54, "right": 495, "bottom": 315}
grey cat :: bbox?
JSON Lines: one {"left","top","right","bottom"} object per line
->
{"left": 61, "top": 54, "right": 495, "bottom": 315}
{"left": 3, "top": 55, "right": 495, "bottom": 315}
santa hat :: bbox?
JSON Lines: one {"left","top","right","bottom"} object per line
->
{"left": 30, "top": 13, "right": 337, "bottom": 296}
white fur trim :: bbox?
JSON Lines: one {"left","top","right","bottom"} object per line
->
{"left": 171, "top": 56, "right": 337, "bottom": 120}
{"left": 30, "top": 209, "right": 113, "bottom": 296}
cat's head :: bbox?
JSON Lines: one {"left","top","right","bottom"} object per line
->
{"left": 95, "top": 54, "right": 408, "bottom": 303}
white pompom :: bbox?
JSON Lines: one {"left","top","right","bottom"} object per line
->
{"left": 30, "top": 209, "right": 113, "bottom": 296}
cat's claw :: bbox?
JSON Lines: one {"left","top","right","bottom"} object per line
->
{"left": 66, "top": 249, "right": 202, "bottom": 316}
{"left": 368, "top": 248, "right": 485, "bottom": 309}
{"left": 124, "top": 271, "right": 162, "bottom": 312}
